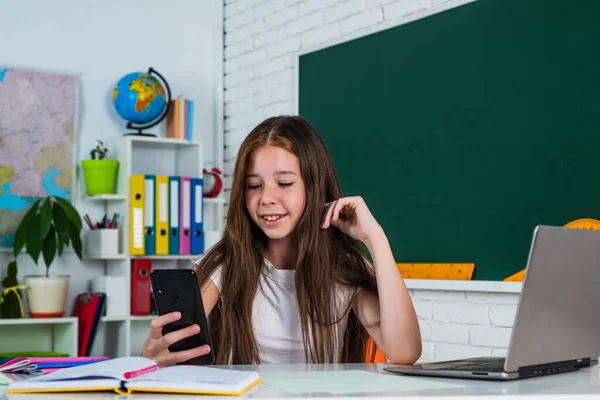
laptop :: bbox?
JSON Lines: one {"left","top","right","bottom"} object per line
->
{"left": 385, "top": 225, "right": 600, "bottom": 380}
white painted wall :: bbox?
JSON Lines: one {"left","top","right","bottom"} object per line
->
{"left": 0, "top": 0, "right": 222, "bottom": 314}
{"left": 222, "top": 0, "right": 523, "bottom": 362}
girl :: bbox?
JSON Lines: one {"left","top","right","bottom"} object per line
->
{"left": 142, "top": 115, "right": 421, "bottom": 366}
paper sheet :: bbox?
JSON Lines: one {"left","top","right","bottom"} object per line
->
{"left": 261, "top": 370, "right": 465, "bottom": 395}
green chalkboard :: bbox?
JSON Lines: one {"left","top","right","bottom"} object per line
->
{"left": 299, "top": 0, "right": 600, "bottom": 281}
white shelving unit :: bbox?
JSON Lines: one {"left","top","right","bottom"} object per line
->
{"left": 0, "top": 318, "right": 78, "bottom": 356}
{"left": 0, "top": 136, "right": 224, "bottom": 358}
{"left": 82, "top": 135, "right": 225, "bottom": 358}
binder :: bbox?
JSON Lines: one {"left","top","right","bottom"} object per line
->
{"left": 131, "top": 259, "right": 151, "bottom": 316}
{"left": 72, "top": 293, "right": 106, "bottom": 356}
{"left": 168, "top": 176, "right": 180, "bottom": 255}
{"left": 179, "top": 177, "right": 191, "bottom": 254}
{"left": 144, "top": 175, "right": 156, "bottom": 255}
{"left": 184, "top": 100, "right": 190, "bottom": 140}
{"left": 155, "top": 176, "right": 169, "bottom": 255}
{"left": 166, "top": 99, "right": 184, "bottom": 139}
{"left": 129, "top": 175, "right": 145, "bottom": 255}
{"left": 190, "top": 178, "right": 204, "bottom": 255}
{"left": 187, "top": 100, "right": 195, "bottom": 140}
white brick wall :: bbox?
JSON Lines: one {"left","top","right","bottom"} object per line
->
{"left": 410, "top": 289, "right": 520, "bottom": 362}
{"left": 223, "top": 0, "right": 473, "bottom": 195}
{"left": 222, "top": 0, "right": 523, "bottom": 363}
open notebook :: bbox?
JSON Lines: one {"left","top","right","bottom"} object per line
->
{"left": 6, "top": 357, "right": 261, "bottom": 395}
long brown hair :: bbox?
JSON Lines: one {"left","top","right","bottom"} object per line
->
{"left": 195, "top": 115, "right": 378, "bottom": 364}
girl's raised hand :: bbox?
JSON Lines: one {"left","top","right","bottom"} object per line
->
{"left": 321, "top": 196, "right": 383, "bottom": 243}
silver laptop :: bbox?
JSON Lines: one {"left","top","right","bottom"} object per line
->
{"left": 385, "top": 225, "right": 600, "bottom": 380}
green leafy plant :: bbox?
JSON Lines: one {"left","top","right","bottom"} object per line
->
{"left": 0, "top": 261, "right": 23, "bottom": 318}
{"left": 90, "top": 139, "right": 108, "bottom": 160}
{"left": 13, "top": 196, "right": 83, "bottom": 277}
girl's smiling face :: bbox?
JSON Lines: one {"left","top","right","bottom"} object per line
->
{"left": 245, "top": 145, "right": 306, "bottom": 241}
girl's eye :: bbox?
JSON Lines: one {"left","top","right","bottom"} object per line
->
{"left": 247, "top": 184, "right": 261, "bottom": 190}
{"left": 279, "top": 182, "right": 293, "bottom": 188}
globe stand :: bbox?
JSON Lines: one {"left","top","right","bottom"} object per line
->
{"left": 123, "top": 127, "right": 158, "bottom": 137}
{"left": 120, "top": 67, "right": 172, "bottom": 138}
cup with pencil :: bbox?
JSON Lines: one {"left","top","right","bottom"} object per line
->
{"left": 84, "top": 213, "right": 121, "bottom": 257}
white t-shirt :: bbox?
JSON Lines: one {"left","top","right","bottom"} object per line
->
{"left": 209, "top": 258, "right": 359, "bottom": 364}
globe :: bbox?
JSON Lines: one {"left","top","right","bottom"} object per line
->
{"left": 112, "top": 70, "right": 169, "bottom": 132}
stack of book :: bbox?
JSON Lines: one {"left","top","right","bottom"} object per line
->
{"left": 0, "top": 356, "right": 108, "bottom": 384}
{"left": 166, "top": 97, "right": 194, "bottom": 140}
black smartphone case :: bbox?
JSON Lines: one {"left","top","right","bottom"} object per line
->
{"left": 150, "top": 268, "right": 215, "bottom": 365}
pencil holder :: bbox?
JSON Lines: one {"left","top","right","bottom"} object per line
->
{"left": 85, "top": 229, "right": 120, "bottom": 257}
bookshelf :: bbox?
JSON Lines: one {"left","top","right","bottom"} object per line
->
{"left": 82, "top": 136, "right": 220, "bottom": 358}
{"left": 0, "top": 317, "right": 78, "bottom": 357}
{"left": 0, "top": 136, "right": 223, "bottom": 358}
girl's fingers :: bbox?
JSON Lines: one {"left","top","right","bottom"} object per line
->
{"left": 160, "top": 324, "right": 201, "bottom": 349}
{"left": 154, "top": 349, "right": 181, "bottom": 368}
{"left": 332, "top": 198, "right": 353, "bottom": 222}
{"left": 149, "top": 312, "right": 181, "bottom": 339}
{"left": 167, "top": 345, "right": 211, "bottom": 366}
{"left": 321, "top": 201, "right": 336, "bottom": 228}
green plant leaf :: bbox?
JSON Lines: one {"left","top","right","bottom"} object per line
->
{"left": 57, "top": 235, "right": 65, "bottom": 256}
{"left": 42, "top": 225, "right": 57, "bottom": 270}
{"left": 39, "top": 198, "right": 53, "bottom": 240}
{"left": 13, "top": 199, "right": 41, "bottom": 258}
{"left": 52, "top": 204, "right": 71, "bottom": 245}
{"left": 68, "top": 220, "right": 83, "bottom": 260}
{"left": 26, "top": 212, "right": 42, "bottom": 264}
{"left": 53, "top": 197, "right": 82, "bottom": 232}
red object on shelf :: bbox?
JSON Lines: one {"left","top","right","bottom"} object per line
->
{"left": 131, "top": 259, "right": 152, "bottom": 315}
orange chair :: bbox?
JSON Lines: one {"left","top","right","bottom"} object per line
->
{"left": 366, "top": 338, "right": 388, "bottom": 362}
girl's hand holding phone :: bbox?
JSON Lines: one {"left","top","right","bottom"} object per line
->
{"left": 141, "top": 312, "right": 211, "bottom": 367}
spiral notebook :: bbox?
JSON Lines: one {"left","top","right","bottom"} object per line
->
{"left": 6, "top": 357, "right": 261, "bottom": 395}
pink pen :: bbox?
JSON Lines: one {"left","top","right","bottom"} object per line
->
{"left": 123, "top": 364, "right": 159, "bottom": 379}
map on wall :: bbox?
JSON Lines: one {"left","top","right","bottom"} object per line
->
{"left": 0, "top": 67, "right": 76, "bottom": 248}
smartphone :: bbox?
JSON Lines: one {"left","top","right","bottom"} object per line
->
{"left": 150, "top": 268, "right": 215, "bottom": 365}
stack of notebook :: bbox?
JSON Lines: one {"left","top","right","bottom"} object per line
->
{"left": 0, "top": 356, "right": 109, "bottom": 374}
{"left": 0, "top": 356, "right": 108, "bottom": 384}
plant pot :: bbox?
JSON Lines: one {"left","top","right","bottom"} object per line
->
{"left": 23, "top": 275, "right": 70, "bottom": 318}
{"left": 81, "top": 159, "right": 119, "bottom": 195}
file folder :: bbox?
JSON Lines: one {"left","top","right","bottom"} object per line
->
{"left": 72, "top": 293, "right": 106, "bottom": 356}
{"left": 129, "top": 175, "right": 145, "bottom": 255}
{"left": 179, "top": 177, "right": 191, "bottom": 254}
{"left": 155, "top": 176, "right": 169, "bottom": 255}
{"left": 187, "top": 100, "right": 195, "bottom": 140}
{"left": 168, "top": 176, "right": 180, "bottom": 255}
{"left": 131, "top": 259, "right": 151, "bottom": 316}
{"left": 144, "top": 175, "right": 156, "bottom": 255}
{"left": 191, "top": 178, "right": 204, "bottom": 255}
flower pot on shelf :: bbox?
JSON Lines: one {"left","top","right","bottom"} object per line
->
{"left": 81, "top": 160, "right": 119, "bottom": 195}
{"left": 23, "top": 275, "right": 70, "bottom": 318}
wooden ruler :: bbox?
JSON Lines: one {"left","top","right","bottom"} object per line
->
{"left": 504, "top": 269, "right": 526, "bottom": 282}
{"left": 504, "top": 218, "right": 600, "bottom": 282}
{"left": 564, "top": 218, "right": 600, "bottom": 230}
{"left": 396, "top": 263, "right": 474, "bottom": 280}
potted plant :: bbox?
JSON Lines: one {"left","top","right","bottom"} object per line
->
{"left": 13, "top": 196, "right": 83, "bottom": 317}
{"left": 81, "top": 140, "right": 119, "bottom": 195}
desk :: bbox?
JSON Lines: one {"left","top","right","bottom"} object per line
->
{"left": 2, "top": 363, "right": 600, "bottom": 399}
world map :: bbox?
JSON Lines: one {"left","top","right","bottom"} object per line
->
{"left": 0, "top": 68, "right": 76, "bottom": 248}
